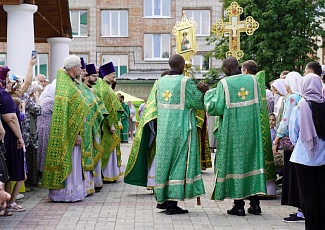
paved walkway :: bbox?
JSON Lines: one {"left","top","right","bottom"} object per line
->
{"left": 0, "top": 142, "right": 304, "bottom": 230}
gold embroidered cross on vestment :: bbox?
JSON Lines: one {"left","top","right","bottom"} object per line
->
{"left": 238, "top": 87, "right": 249, "bottom": 100}
{"left": 162, "top": 90, "right": 172, "bottom": 102}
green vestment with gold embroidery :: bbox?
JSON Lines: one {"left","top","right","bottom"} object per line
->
{"left": 94, "top": 78, "right": 123, "bottom": 170}
{"left": 120, "top": 102, "right": 130, "bottom": 142}
{"left": 124, "top": 82, "right": 157, "bottom": 188}
{"left": 204, "top": 74, "right": 266, "bottom": 200}
{"left": 41, "top": 69, "right": 90, "bottom": 189}
{"left": 154, "top": 75, "right": 205, "bottom": 203}
{"left": 79, "top": 83, "right": 107, "bottom": 173}
{"left": 255, "top": 71, "right": 276, "bottom": 182}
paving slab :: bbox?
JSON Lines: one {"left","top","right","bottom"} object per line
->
{"left": 0, "top": 141, "right": 304, "bottom": 230}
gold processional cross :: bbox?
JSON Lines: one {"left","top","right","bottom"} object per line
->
{"left": 212, "top": 2, "right": 259, "bottom": 60}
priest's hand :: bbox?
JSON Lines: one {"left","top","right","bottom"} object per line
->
{"left": 75, "top": 135, "right": 82, "bottom": 146}
{"left": 110, "top": 124, "right": 116, "bottom": 134}
{"left": 197, "top": 82, "right": 209, "bottom": 93}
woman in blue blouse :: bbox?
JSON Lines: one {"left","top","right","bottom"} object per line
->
{"left": 289, "top": 73, "right": 325, "bottom": 230}
{"left": 272, "top": 71, "right": 303, "bottom": 222}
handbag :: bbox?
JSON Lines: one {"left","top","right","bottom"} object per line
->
{"left": 273, "top": 150, "right": 284, "bottom": 169}
{"left": 0, "top": 142, "right": 9, "bottom": 183}
{"left": 277, "top": 136, "right": 294, "bottom": 151}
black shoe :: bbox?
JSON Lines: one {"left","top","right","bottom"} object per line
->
{"left": 103, "top": 180, "right": 116, "bottom": 184}
{"left": 156, "top": 202, "right": 166, "bottom": 210}
{"left": 247, "top": 205, "right": 262, "bottom": 215}
{"left": 95, "top": 186, "right": 102, "bottom": 193}
{"left": 283, "top": 213, "right": 305, "bottom": 222}
{"left": 166, "top": 206, "right": 189, "bottom": 215}
{"left": 227, "top": 206, "right": 245, "bottom": 216}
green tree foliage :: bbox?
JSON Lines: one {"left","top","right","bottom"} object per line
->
{"left": 206, "top": 0, "right": 325, "bottom": 83}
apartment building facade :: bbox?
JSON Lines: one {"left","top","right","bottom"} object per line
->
{"left": 67, "top": 0, "right": 224, "bottom": 97}
{"left": 67, "top": 1, "right": 223, "bottom": 74}
{"left": 0, "top": 1, "right": 323, "bottom": 98}
{"left": 0, "top": 0, "right": 224, "bottom": 98}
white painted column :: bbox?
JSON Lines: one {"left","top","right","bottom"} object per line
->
{"left": 3, "top": 4, "right": 37, "bottom": 76}
{"left": 47, "top": 37, "right": 71, "bottom": 82}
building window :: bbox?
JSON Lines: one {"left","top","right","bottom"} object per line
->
{"left": 144, "top": 34, "right": 170, "bottom": 60}
{"left": 185, "top": 10, "right": 210, "bottom": 36}
{"left": 102, "top": 55, "right": 128, "bottom": 77}
{"left": 101, "top": 10, "right": 128, "bottom": 37}
{"left": 191, "top": 55, "right": 209, "bottom": 72}
{"left": 70, "top": 10, "right": 88, "bottom": 37}
{"left": 144, "top": 0, "right": 170, "bottom": 17}
{"left": 0, "top": 54, "right": 6, "bottom": 65}
{"left": 34, "top": 54, "right": 49, "bottom": 77}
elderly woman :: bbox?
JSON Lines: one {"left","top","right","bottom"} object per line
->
{"left": 289, "top": 73, "right": 325, "bottom": 229}
{"left": 272, "top": 71, "right": 304, "bottom": 222}
{"left": 6, "top": 58, "right": 36, "bottom": 98}
{"left": 22, "top": 82, "right": 42, "bottom": 185}
{"left": 0, "top": 66, "right": 26, "bottom": 212}
{"left": 37, "top": 80, "right": 56, "bottom": 183}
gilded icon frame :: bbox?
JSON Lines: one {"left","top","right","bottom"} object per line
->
{"left": 172, "top": 13, "right": 198, "bottom": 61}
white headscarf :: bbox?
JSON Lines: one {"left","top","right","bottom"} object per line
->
{"left": 271, "top": 79, "right": 286, "bottom": 96}
{"left": 39, "top": 79, "right": 56, "bottom": 102}
{"left": 266, "top": 89, "right": 273, "bottom": 100}
{"left": 284, "top": 71, "right": 302, "bottom": 94}
{"left": 266, "top": 89, "right": 274, "bottom": 114}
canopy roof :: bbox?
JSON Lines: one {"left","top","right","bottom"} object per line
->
{"left": 116, "top": 90, "right": 144, "bottom": 103}
{"left": 0, "top": 0, "right": 72, "bottom": 43}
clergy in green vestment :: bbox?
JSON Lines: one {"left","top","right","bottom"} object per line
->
{"left": 124, "top": 81, "right": 157, "bottom": 189}
{"left": 78, "top": 63, "right": 108, "bottom": 194}
{"left": 242, "top": 60, "right": 277, "bottom": 198}
{"left": 120, "top": 96, "right": 130, "bottom": 143}
{"left": 42, "top": 55, "right": 90, "bottom": 202}
{"left": 204, "top": 57, "right": 266, "bottom": 216}
{"left": 125, "top": 80, "right": 212, "bottom": 189}
{"left": 94, "top": 62, "right": 124, "bottom": 182}
{"left": 154, "top": 54, "right": 208, "bottom": 215}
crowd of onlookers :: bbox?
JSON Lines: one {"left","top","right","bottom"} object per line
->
{"left": 0, "top": 57, "right": 42, "bottom": 216}
{"left": 0, "top": 55, "right": 144, "bottom": 217}
{"left": 267, "top": 62, "right": 325, "bottom": 229}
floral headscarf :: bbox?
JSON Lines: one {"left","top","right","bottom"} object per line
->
{"left": 0, "top": 66, "right": 10, "bottom": 89}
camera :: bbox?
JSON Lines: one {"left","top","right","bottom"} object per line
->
{"left": 31, "top": 50, "right": 37, "bottom": 57}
